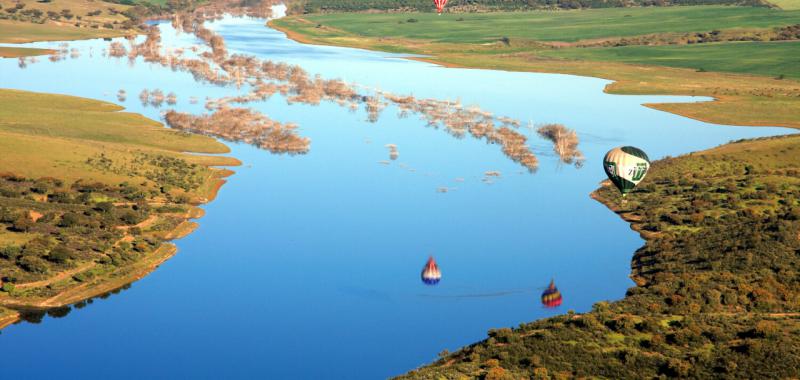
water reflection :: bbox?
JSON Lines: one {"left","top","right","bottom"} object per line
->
{"left": 541, "top": 279, "right": 563, "bottom": 308}
{"left": 9, "top": 283, "right": 133, "bottom": 329}
{"left": 101, "top": 11, "right": 578, "bottom": 172}
{"left": 421, "top": 256, "right": 441, "bottom": 285}
{"left": 12, "top": 7, "right": 587, "bottom": 175}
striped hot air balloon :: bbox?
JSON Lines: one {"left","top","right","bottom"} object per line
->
{"left": 421, "top": 256, "right": 441, "bottom": 285}
{"left": 433, "top": 0, "right": 448, "bottom": 14}
{"left": 541, "top": 280, "right": 562, "bottom": 308}
{"left": 603, "top": 146, "right": 650, "bottom": 196}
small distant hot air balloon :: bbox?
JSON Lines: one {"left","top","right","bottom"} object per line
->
{"left": 433, "top": 0, "right": 448, "bottom": 14}
{"left": 541, "top": 280, "right": 562, "bottom": 308}
{"left": 421, "top": 256, "right": 441, "bottom": 285}
{"left": 603, "top": 146, "right": 650, "bottom": 196}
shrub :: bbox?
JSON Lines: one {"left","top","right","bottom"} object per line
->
{"left": 18, "top": 256, "right": 50, "bottom": 273}
{"left": 58, "top": 212, "right": 81, "bottom": 227}
{"left": 47, "top": 246, "right": 72, "bottom": 263}
{"left": 0, "top": 246, "right": 21, "bottom": 260}
{"left": 11, "top": 215, "right": 34, "bottom": 232}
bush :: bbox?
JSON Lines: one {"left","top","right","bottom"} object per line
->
{"left": 47, "top": 246, "right": 72, "bottom": 263}
{"left": 58, "top": 212, "right": 81, "bottom": 227}
{"left": 0, "top": 246, "right": 21, "bottom": 260}
{"left": 11, "top": 215, "right": 34, "bottom": 232}
{"left": 119, "top": 210, "right": 143, "bottom": 225}
{"left": 18, "top": 256, "right": 50, "bottom": 273}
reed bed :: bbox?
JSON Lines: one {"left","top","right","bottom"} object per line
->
{"left": 537, "top": 123, "right": 585, "bottom": 167}
{"left": 97, "top": 1, "right": 576, "bottom": 173}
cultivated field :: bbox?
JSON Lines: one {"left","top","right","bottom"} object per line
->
{"left": 298, "top": 6, "right": 800, "bottom": 43}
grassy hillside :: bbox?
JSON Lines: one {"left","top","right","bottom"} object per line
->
{"left": 0, "top": 89, "right": 231, "bottom": 183}
{"left": 272, "top": 6, "right": 800, "bottom": 129}
{"left": 0, "top": 0, "right": 136, "bottom": 42}
{"left": 0, "top": 0, "right": 206, "bottom": 43}
{"left": 0, "top": 89, "right": 237, "bottom": 323}
{"left": 0, "top": 0, "right": 132, "bottom": 24}
{"left": 398, "top": 134, "right": 800, "bottom": 379}
{"left": 0, "top": 19, "right": 125, "bottom": 43}
{"left": 0, "top": 46, "right": 55, "bottom": 57}
{"left": 298, "top": 7, "right": 800, "bottom": 43}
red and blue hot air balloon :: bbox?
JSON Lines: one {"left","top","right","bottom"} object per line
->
{"left": 541, "top": 280, "right": 562, "bottom": 308}
{"left": 421, "top": 256, "right": 441, "bottom": 285}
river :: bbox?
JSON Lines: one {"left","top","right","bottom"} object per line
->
{"left": 0, "top": 13, "right": 792, "bottom": 379}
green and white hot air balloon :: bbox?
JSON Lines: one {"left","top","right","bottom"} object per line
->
{"left": 603, "top": 146, "right": 650, "bottom": 196}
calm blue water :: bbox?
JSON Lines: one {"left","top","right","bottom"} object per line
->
{"left": 0, "top": 16, "right": 793, "bottom": 379}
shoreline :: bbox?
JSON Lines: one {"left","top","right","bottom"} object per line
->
{"left": 0, "top": 47, "right": 58, "bottom": 58}
{"left": 0, "top": 309, "right": 19, "bottom": 329}
{"left": 589, "top": 184, "right": 661, "bottom": 241}
{"left": 269, "top": 18, "right": 800, "bottom": 130}
{"left": 0, "top": 91, "right": 240, "bottom": 330}
{"left": 398, "top": 134, "right": 800, "bottom": 378}
{"left": 0, "top": 169, "right": 234, "bottom": 328}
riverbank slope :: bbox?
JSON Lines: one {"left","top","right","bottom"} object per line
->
{"left": 0, "top": 88, "right": 239, "bottom": 329}
{"left": 398, "top": 134, "right": 800, "bottom": 378}
{"left": 271, "top": 6, "right": 800, "bottom": 129}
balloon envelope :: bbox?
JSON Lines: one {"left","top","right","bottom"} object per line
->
{"left": 603, "top": 146, "right": 650, "bottom": 195}
{"left": 541, "top": 280, "right": 562, "bottom": 308}
{"left": 433, "top": 0, "right": 448, "bottom": 13}
{"left": 421, "top": 256, "right": 441, "bottom": 285}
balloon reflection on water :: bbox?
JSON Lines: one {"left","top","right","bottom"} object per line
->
{"left": 541, "top": 279, "right": 563, "bottom": 308}
{"left": 421, "top": 256, "right": 441, "bottom": 285}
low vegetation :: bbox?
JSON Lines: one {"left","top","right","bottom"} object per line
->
{"left": 0, "top": 18, "right": 125, "bottom": 43}
{"left": 0, "top": 0, "right": 135, "bottom": 42}
{"left": 398, "top": 134, "right": 800, "bottom": 379}
{"left": 0, "top": 0, "right": 210, "bottom": 44}
{"left": 0, "top": 89, "right": 237, "bottom": 325}
{"left": 0, "top": 46, "right": 54, "bottom": 58}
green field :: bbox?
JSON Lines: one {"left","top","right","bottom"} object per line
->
{"left": 771, "top": 0, "right": 800, "bottom": 9}
{"left": 540, "top": 40, "right": 800, "bottom": 79}
{"left": 302, "top": 6, "right": 800, "bottom": 43}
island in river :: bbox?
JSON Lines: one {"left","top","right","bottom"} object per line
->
{"left": 0, "top": 89, "right": 238, "bottom": 328}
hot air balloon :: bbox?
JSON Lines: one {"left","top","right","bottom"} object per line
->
{"left": 603, "top": 146, "right": 650, "bottom": 196}
{"left": 421, "top": 256, "right": 441, "bottom": 285}
{"left": 433, "top": 0, "right": 448, "bottom": 14}
{"left": 541, "top": 280, "right": 562, "bottom": 308}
